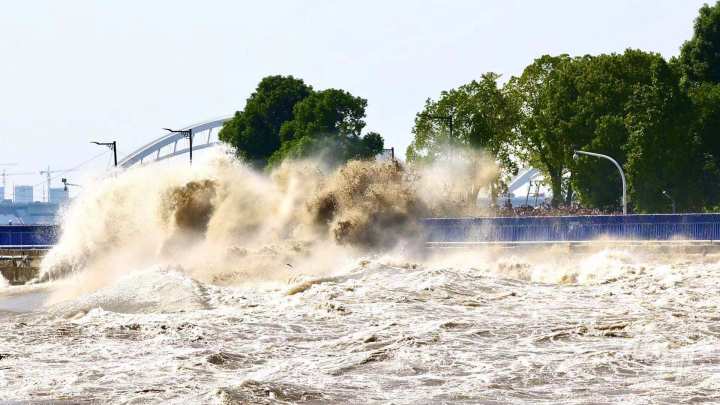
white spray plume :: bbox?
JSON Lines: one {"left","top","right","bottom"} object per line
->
{"left": 38, "top": 147, "right": 502, "bottom": 302}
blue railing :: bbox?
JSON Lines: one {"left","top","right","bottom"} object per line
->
{"left": 0, "top": 225, "right": 58, "bottom": 247}
{"left": 5, "top": 214, "right": 720, "bottom": 247}
{"left": 423, "top": 214, "right": 720, "bottom": 242}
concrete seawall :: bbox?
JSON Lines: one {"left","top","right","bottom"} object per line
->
{"left": 0, "top": 248, "right": 46, "bottom": 285}
{"left": 4, "top": 242, "right": 720, "bottom": 287}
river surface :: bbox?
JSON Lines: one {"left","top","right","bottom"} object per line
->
{"left": 1, "top": 247, "right": 719, "bottom": 404}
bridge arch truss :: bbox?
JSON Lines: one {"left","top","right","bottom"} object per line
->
{"left": 118, "top": 116, "right": 233, "bottom": 169}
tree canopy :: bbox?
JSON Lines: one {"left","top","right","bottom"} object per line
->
{"left": 408, "top": 73, "right": 518, "bottom": 171}
{"left": 623, "top": 58, "right": 705, "bottom": 212}
{"left": 505, "top": 54, "right": 580, "bottom": 207}
{"left": 269, "top": 89, "right": 382, "bottom": 166}
{"left": 219, "top": 2, "right": 720, "bottom": 214}
{"left": 218, "top": 75, "right": 312, "bottom": 167}
{"left": 679, "top": 1, "right": 720, "bottom": 84}
{"left": 405, "top": 1, "right": 720, "bottom": 213}
{"left": 220, "top": 76, "right": 383, "bottom": 169}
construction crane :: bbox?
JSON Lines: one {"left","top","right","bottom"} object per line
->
{"left": 40, "top": 166, "right": 86, "bottom": 202}
{"left": 0, "top": 164, "right": 36, "bottom": 201}
{"left": 2, "top": 170, "right": 36, "bottom": 190}
{"left": 61, "top": 178, "right": 81, "bottom": 191}
{"left": 0, "top": 163, "right": 17, "bottom": 190}
{"left": 39, "top": 166, "right": 79, "bottom": 202}
{"left": 2, "top": 165, "right": 82, "bottom": 203}
{"left": 0, "top": 163, "right": 15, "bottom": 200}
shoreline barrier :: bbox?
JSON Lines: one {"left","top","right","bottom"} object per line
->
{"left": 4, "top": 214, "right": 720, "bottom": 248}
{"left": 422, "top": 214, "right": 720, "bottom": 243}
{"left": 0, "top": 225, "right": 58, "bottom": 248}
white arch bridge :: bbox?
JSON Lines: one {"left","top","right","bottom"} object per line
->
{"left": 118, "top": 116, "right": 233, "bottom": 169}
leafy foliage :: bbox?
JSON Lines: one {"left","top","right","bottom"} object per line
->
{"left": 220, "top": 77, "right": 384, "bottom": 169}
{"left": 567, "top": 50, "right": 665, "bottom": 210}
{"left": 269, "top": 89, "right": 382, "bottom": 166}
{"left": 506, "top": 54, "right": 579, "bottom": 207}
{"left": 679, "top": 1, "right": 720, "bottom": 84}
{"left": 218, "top": 75, "right": 312, "bottom": 167}
{"left": 408, "top": 73, "right": 518, "bottom": 171}
{"left": 220, "top": 2, "right": 720, "bottom": 214}
{"left": 623, "top": 59, "right": 704, "bottom": 212}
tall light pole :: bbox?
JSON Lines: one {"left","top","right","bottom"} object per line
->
{"left": 163, "top": 128, "right": 193, "bottom": 165}
{"left": 573, "top": 150, "right": 627, "bottom": 215}
{"left": 91, "top": 141, "right": 117, "bottom": 167}
{"left": 662, "top": 190, "right": 676, "bottom": 214}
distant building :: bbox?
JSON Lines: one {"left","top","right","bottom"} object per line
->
{"left": 0, "top": 200, "right": 59, "bottom": 224}
{"left": 0, "top": 186, "right": 4, "bottom": 202}
{"left": 49, "top": 187, "right": 69, "bottom": 205}
{"left": 13, "top": 185, "right": 33, "bottom": 204}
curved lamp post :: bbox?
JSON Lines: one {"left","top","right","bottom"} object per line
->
{"left": 163, "top": 128, "right": 193, "bottom": 165}
{"left": 662, "top": 190, "right": 676, "bottom": 214}
{"left": 91, "top": 141, "right": 117, "bottom": 167}
{"left": 573, "top": 150, "right": 627, "bottom": 215}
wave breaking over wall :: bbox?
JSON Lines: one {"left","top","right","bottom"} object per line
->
{"left": 38, "top": 149, "right": 497, "bottom": 300}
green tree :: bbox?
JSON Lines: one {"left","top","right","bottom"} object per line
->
{"left": 268, "top": 89, "right": 383, "bottom": 166}
{"left": 507, "top": 55, "right": 580, "bottom": 207}
{"left": 675, "top": 1, "right": 720, "bottom": 209}
{"left": 507, "top": 51, "right": 669, "bottom": 210}
{"left": 218, "top": 75, "right": 312, "bottom": 167}
{"left": 679, "top": 1, "right": 720, "bottom": 84}
{"left": 687, "top": 82, "right": 720, "bottom": 208}
{"left": 356, "top": 131, "right": 385, "bottom": 159}
{"left": 569, "top": 50, "right": 665, "bottom": 210}
{"left": 279, "top": 89, "right": 367, "bottom": 142}
{"left": 624, "top": 59, "right": 704, "bottom": 212}
{"left": 407, "top": 73, "right": 519, "bottom": 172}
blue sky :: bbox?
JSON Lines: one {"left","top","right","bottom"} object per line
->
{"left": 0, "top": 0, "right": 709, "bottom": 199}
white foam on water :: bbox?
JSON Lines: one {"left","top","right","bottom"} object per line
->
{"left": 3, "top": 152, "right": 720, "bottom": 403}
{"left": 3, "top": 252, "right": 720, "bottom": 403}
{"left": 46, "top": 266, "right": 210, "bottom": 317}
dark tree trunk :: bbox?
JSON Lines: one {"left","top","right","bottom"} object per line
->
{"left": 550, "top": 171, "right": 563, "bottom": 208}
{"left": 565, "top": 180, "right": 573, "bottom": 207}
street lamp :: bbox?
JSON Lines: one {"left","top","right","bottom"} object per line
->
{"left": 91, "top": 141, "right": 117, "bottom": 167}
{"left": 61, "top": 178, "right": 81, "bottom": 191}
{"left": 163, "top": 128, "right": 193, "bottom": 165}
{"left": 662, "top": 190, "right": 676, "bottom": 214}
{"left": 573, "top": 150, "right": 627, "bottom": 215}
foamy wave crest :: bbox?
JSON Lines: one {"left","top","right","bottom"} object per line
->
{"left": 46, "top": 266, "right": 210, "bottom": 316}
{"left": 39, "top": 150, "right": 479, "bottom": 294}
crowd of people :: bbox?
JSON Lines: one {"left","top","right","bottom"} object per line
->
{"left": 492, "top": 204, "right": 611, "bottom": 217}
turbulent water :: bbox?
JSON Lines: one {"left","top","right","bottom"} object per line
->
{"left": 1, "top": 153, "right": 719, "bottom": 404}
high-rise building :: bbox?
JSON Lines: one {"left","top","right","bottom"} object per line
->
{"left": 49, "top": 187, "right": 69, "bottom": 204}
{"left": 0, "top": 186, "right": 4, "bottom": 202}
{"left": 13, "top": 185, "right": 33, "bottom": 203}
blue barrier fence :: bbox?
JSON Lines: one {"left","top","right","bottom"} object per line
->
{"left": 5, "top": 214, "right": 720, "bottom": 246}
{"left": 0, "top": 225, "right": 58, "bottom": 247}
{"left": 423, "top": 214, "right": 720, "bottom": 242}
